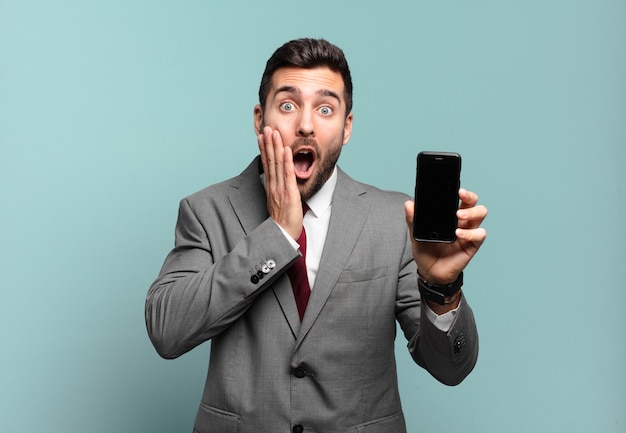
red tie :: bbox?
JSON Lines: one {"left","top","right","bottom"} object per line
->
{"left": 288, "top": 205, "right": 311, "bottom": 320}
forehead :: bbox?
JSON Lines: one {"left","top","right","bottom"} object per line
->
{"left": 270, "top": 67, "right": 345, "bottom": 99}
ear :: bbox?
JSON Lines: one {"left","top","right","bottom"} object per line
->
{"left": 253, "top": 105, "right": 263, "bottom": 134}
{"left": 342, "top": 112, "right": 353, "bottom": 145}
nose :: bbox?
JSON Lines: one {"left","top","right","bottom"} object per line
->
{"left": 297, "top": 109, "right": 315, "bottom": 137}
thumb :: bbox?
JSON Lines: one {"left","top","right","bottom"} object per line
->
{"left": 404, "top": 200, "right": 415, "bottom": 239}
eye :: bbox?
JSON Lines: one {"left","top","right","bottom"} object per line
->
{"left": 280, "top": 102, "right": 295, "bottom": 112}
{"left": 319, "top": 106, "right": 333, "bottom": 116}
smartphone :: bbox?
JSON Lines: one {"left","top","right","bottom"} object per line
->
{"left": 413, "top": 151, "right": 462, "bottom": 243}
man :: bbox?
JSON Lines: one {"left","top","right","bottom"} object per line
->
{"left": 146, "top": 38, "right": 487, "bottom": 433}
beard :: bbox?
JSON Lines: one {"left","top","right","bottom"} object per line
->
{"left": 293, "top": 137, "right": 343, "bottom": 201}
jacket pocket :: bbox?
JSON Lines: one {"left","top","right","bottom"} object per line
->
{"left": 337, "top": 266, "right": 388, "bottom": 283}
{"left": 193, "top": 402, "right": 239, "bottom": 433}
{"left": 355, "top": 411, "right": 406, "bottom": 433}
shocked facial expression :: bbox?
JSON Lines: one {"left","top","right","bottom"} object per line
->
{"left": 254, "top": 67, "right": 353, "bottom": 201}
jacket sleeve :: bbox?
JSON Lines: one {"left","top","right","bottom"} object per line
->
{"left": 145, "top": 198, "right": 299, "bottom": 359}
{"left": 395, "top": 232, "right": 479, "bottom": 386}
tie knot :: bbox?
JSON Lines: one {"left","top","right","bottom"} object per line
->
{"left": 302, "top": 202, "right": 310, "bottom": 215}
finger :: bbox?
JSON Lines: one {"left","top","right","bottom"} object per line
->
{"left": 270, "top": 129, "right": 286, "bottom": 192}
{"left": 258, "top": 131, "right": 269, "bottom": 177}
{"left": 455, "top": 227, "right": 487, "bottom": 247}
{"left": 457, "top": 205, "right": 488, "bottom": 231}
{"left": 458, "top": 188, "right": 479, "bottom": 209}
{"left": 263, "top": 127, "right": 287, "bottom": 194}
{"left": 404, "top": 200, "right": 415, "bottom": 239}
{"left": 457, "top": 204, "right": 488, "bottom": 224}
{"left": 261, "top": 126, "right": 277, "bottom": 182}
{"left": 283, "top": 145, "right": 298, "bottom": 194}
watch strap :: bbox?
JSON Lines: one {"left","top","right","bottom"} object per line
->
{"left": 418, "top": 272, "right": 463, "bottom": 305}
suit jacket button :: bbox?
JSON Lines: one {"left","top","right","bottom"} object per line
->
{"left": 250, "top": 274, "right": 259, "bottom": 284}
{"left": 454, "top": 333, "right": 466, "bottom": 354}
{"left": 293, "top": 424, "right": 304, "bottom": 433}
{"left": 256, "top": 270, "right": 264, "bottom": 280}
{"left": 293, "top": 367, "right": 306, "bottom": 378}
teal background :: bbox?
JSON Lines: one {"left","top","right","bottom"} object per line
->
{"left": 1, "top": 1, "right": 625, "bottom": 432}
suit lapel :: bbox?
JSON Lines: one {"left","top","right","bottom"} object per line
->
{"left": 226, "top": 159, "right": 370, "bottom": 344}
{"left": 227, "top": 157, "right": 268, "bottom": 232}
{"left": 227, "top": 156, "right": 302, "bottom": 338}
{"left": 296, "top": 168, "right": 369, "bottom": 349}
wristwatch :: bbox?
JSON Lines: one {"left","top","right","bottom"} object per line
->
{"left": 418, "top": 272, "right": 463, "bottom": 305}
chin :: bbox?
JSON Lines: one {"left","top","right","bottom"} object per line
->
{"left": 298, "top": 175, "right": 325, "bottom": 202}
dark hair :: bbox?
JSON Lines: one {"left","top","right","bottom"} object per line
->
{"left": 258, "top": 38, "right": 353, "bottom": 116}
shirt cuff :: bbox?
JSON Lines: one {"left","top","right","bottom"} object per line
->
{"left": 423, "top": 297, "right": 462, "bottom": 333}
{"left": 274, "top": 221, "right": 300, "bottom": 251}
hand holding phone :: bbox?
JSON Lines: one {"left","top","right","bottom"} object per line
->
{"left": 413, "top": 151, "right": 461, "bottom": 243}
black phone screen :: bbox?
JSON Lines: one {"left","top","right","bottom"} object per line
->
{"left": 413, "top": 152, "right": 461, "bottom": 243}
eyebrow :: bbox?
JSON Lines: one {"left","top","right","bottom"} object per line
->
{"left": 274, "top": 86, "right": 342, "bottom": 104}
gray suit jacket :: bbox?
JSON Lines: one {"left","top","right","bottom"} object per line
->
{"left": 146, "top": 157, "right": 478, "bottom": 433}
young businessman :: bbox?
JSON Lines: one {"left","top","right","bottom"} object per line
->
{"left": 146, "top": 38, "right": 488, "bottom": 433}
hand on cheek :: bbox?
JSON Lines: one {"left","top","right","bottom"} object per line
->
{"left": 258, "top": 127, "right": 303, "bottom": 240}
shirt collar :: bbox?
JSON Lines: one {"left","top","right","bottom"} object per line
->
{"left": 304, "top": 166, "right": 337, "bottom": 218}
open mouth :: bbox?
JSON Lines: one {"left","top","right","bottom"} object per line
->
{"left": 293, "top": 150, "right": 315, "bottom": 179}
